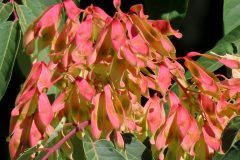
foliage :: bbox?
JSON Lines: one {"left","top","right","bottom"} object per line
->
{"left": 1, "top": 0, "right": 240, "bottom": 160}
{"left": 143, "top": 0, "right": 189, "bottom": 28}
{"left": 223, "top": 0, "right": 240, "bottom": 35}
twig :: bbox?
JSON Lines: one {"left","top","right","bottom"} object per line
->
{"left": 10, "top": 0, "right": 19, "bottom": 20}
{"left": 42, "top": 121, "right": 89, "bottom": 160}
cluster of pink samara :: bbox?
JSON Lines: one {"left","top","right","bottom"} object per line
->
{"left": 9, "top": 0, "right": 240, "bottom": 159}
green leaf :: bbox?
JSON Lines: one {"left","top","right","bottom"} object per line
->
{"left": 25, "top": 38, "right": 51, "bottom": 64}
{"left": 221, "top": 116, "right": 240, "bottom": 152}
{"left": 16, "top": 0, "right": 61, "bottom": 33}
{"left": 120, "top": 133, "right": 153, "bottom": 160}
{"left": 213, "top": 152, "right": 224, "bottom": 160}
{"left": 45, "top": 117, "right": 66, "bottom": 145}
{"left": 71, "top": 135, "right": 86, "bottom": 160}
{"left": 16, "top": 46, "right": 32, "bottom": 77}
{"left": 0, "top": 2, "right": 14, "bottom": 24}
{"left": 165, "top": 138, "right": 181, "bottom": 160}
{"left": 144, "top": 0, "right": 189, "bottom": 28}
{"left": 14, "top": 4, "right": 35, "bottom": 77}
{"left": 83, "top": 134, "right": 125, "bottom": 160}
{"left": 191, "top": 25, "right": 240, "bottom": 75}
{"left": 211, "top": 26, "right": 240, "bottom": 54}
{"left": 0, "top": 21, "right": 21, "bottom": 100}
{"left": 73, "top": 0, "right": 81, "bottom": 5}
{"left": 54, "top": 149, "right": 69, "bottom": 160}
{"left": 224, "top": 0, "right": 240, "bottom": 35}
{"left": 213, "top": 116, "right": 240, "bottom": 160}
{"left": 17, "top": 145, "right": 40, "bottom": 160}
{"left": 222, "top": 147, "right": 240, "bottom": 160}
{"left": 213, "top": 147, "right": 240, "bottom": 160}
{"left": 35, "top": 117, "right": 66, "bottom": 160}
{"left": 15, "top": 1, "right": 56, "bottom": 77}
{"left": 31, "top": 40, "right": 51, "bottom": 63}
{"left": 163, "top": 102, "right": 170, "bottom": 115}
{"left": 15, "top": 4, "right": 36, "bottom": 33}
{"left": 22, "top": 0, "right": 61, "bottom": 17}
{"left": 47, "top": 85, "right": 61, "bottom": 103}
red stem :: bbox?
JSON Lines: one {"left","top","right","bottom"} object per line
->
{"left": 42, "top": 121, "right": 89, "bottom": 160}
{"left": 10, "top": 0, "right": 18, "bottom": 20}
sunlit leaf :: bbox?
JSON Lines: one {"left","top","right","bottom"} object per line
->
{"left": 224, "top": 0, "right": 240, "bottom": 34}
{"left": 15, "top": 4, "right": 36, "bottom": 33}
{"left": 83, "top": 133, "right": 125, "bottom": 160}
{"left": 22, "top": 0, "right": 61, "bottom": 17}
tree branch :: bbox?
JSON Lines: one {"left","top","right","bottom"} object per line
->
{"left": 42, "top": 121, "right": 89, "bottom": 160}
